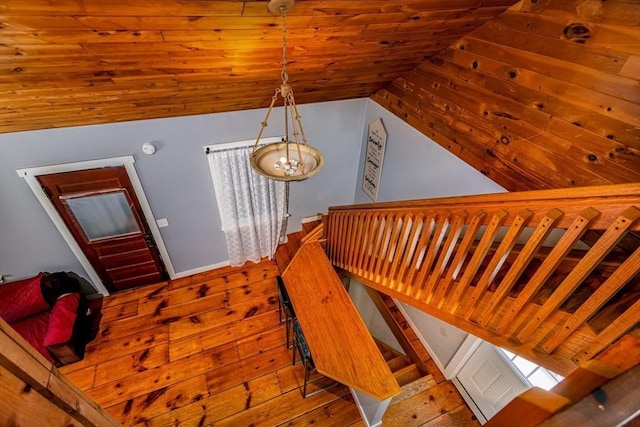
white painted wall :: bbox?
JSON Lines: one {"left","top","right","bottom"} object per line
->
{"left": 353, "top": 100, "right": 506, "bottom": 204}
{"left": 349, "top": 280, "right": 403, "bottom": 353}
{"left": 0, "top": 99, "right": 367, "bottom": 285}
{"left": 398, "top": 302, "right": 469, "bottom": 368}
{"left": 350, "top": 99, "right": 506, "bottom": 370}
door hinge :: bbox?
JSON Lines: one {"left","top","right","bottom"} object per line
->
{"left": 41, "top": 186, "right": 51, "bottom": 200}
{"left": 144, "top": 234, "right": 155, "bottom": 248}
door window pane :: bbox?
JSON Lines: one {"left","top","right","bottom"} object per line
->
{"left": 65, "top": 191, "right": 140, "bottom": 240}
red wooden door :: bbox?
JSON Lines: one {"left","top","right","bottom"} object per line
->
{"left": 37, "top": 167, "right": 167, "bottom": 293}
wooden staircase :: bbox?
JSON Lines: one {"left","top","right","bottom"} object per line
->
{"left": 278, "top": 185, "right": 639, "bottom": 424}
{"left": 325, "top": 184, "right": 640, "bottom": 375}
{"left": 376, "top": 340, "right": 480, "bottom": 427}
{"left": 377, "top": 341, "right": 424, "bottom": 387}
{"left": 276, "top": 218, "right": 482, "bottom": 426}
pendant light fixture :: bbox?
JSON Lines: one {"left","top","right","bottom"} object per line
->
{"left": 250, "top": 0, "right": 324, "bottom": 181}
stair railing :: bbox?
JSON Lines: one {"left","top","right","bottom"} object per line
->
{"left": 326, "top": 184, "right": 640, "bottom": 374}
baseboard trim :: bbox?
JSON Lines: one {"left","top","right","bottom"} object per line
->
{"left": 301, "top": 213, "right": 325, "bottom": 223}
{"left": 174, "top": 260, "right": 231, "bottom": 279}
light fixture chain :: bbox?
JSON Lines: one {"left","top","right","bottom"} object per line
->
{"left": 250, "top": 0, "right": 323, "bottom": 181}
{"left": 280, "top": 6, "right": 288, "bottom": 83}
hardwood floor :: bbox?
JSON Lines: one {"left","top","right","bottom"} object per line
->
{"left": 60, "top": 260, "right": 477, "bottom": 426}
{"left": 61, "top": 260, "right": 362, "bottom": 426}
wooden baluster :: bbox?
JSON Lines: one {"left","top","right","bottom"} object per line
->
{"left": 395, "top": 212, "right": 425, "bottom": 294}
{"left": 404, "top": 214, "right": 436, "bottom": 297}
{"left": 480, "top": 209, "right": 563, "bottom": 328}
{"left": 341, "top": 213, "right": 356, "bottom": 269}
{"left": 373, "top": 214, "right": 396, "bottom": 282}
{"left": 517, "top": 207, "right": 640, "bottom": 343}
{"left": 326, "top": 214, "right": 336, "bottom": 262}
{"left": 427, "top": 211, "right": 468, "bottom": 305}
{"left": 385, "top": 212, "right": 415, "bottom": 290}
{"left": 355, "top": 213, "right": 374, "bottom": 276}
{"left": 448, "top": 209, "right": 508, "bottom": 316}
{"left": 345, "top": 213, "right": 361, "bottom": 271}
{"left": 573, "top": 299, "right": 640, "bottom": 364}
{"left": 347, "top": 212, "right": 365, "bottom": 272}
{"left": 332, "top": 213, "right": 344, "bottom": 268}
{"left": 335, "top": 213, "right": 346, "bottom": 264}
{"left": 413, "top": 214, "right": 450, "bottom": 300}
{"left": 541, "top": 246, "right": 640, "bottom": 354}
{"left": 494, "top": 207, "right": 600, "bottom": 335}
{"left": 379, "top": 214, "right": 406, "bottom": 284}
{"left": 364, "top": 214, "right": 385, "bottom": 281}
{"left": 437, "top": 210, "right": 486, "bottom": 311}
{"left": 464, "top": 209, "right": 532, "bottom": 321}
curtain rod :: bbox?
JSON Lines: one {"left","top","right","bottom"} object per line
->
{"left": 203, "top": 136, "right": 283, "bottom": 155}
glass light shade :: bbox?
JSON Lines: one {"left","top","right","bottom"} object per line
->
{"left": 251, "top": 142, "right": 324, "bottom": 181}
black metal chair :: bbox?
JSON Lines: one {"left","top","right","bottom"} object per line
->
{"left": 292, "top": 318, "right": 315, "bottom": 398}
{"left": 277, "top": 276, "right": 295, "bottom": 348}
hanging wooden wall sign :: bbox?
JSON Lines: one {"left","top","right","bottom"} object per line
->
{"left": 362, "top": 118, "right": 387, "bottom": 202}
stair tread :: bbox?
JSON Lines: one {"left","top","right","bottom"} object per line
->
{"left": 393, "top": 363, "right": 423, "bottom": 387}
{"left": 387, "top": 355, "right": 412, "bottom": 372}
{"left": 391, "top": 374, "right": 437, "bottom": 405}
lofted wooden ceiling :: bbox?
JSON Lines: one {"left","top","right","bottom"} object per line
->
{"left": 0, "top": 0, "right": 520, "bottom": 134}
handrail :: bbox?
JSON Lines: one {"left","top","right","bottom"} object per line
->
{"left": 326, "top": 184, "right": 640, "bottom": 374}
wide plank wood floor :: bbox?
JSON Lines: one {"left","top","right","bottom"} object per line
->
{"left": 60, "top": 260, "right": 363, "bottom": 426}
{"left": 60, "top": 259, "right": 480, "bottom": 426}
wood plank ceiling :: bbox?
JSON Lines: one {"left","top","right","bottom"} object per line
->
{"left": 0, "top": 0, "right": 519, "bottom": 134}
{"left": 373, "top": 0, "right": 640, "bottom": 191}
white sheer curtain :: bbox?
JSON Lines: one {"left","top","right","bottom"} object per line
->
{"left": 207, "top": 145, "right": 288, "bottom": 266}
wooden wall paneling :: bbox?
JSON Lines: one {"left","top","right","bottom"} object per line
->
{"left": 1, "top": 364, "right": 84, "bottom": 427}
{"left": 514, "top": 0, "right": 640, "bottom": 27}
{"left": 380, "top": 77, "right": 567, "bottom": 189}
{"left": 493, "top": 11, "right": 640, "bottom": 57}
{"left": 371, "top": 88, "right": 529, "bottom": 191}
{"left": 470, "top": 19, "right": 629, "bottom": 75}
{"left": 439, "top": 40, "right": 640, "bottom": 153}
{"left": 0, "top": 0, "right": 246, "bottom": 16}
{"left": 544, "top": 119, "right": 640, "bottom": 175}
{"left": 372, "top": 0, "right": 640, "bottom": 192}
{"left": 0, "top": 318, "right": 120, "bottom": 426}
{"left": 380, "top": 79, "right": 545, "bottom": 189}
{"left": 413, "top": 59, "right": 636, "bottom": 186}
{"left": 1, "top": 0, "right": 519, "bottom": 133}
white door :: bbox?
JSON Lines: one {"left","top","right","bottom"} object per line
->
{"left": 455, "top": 341, "right": 530, "bottom": 422}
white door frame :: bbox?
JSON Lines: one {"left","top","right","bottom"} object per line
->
{"left": 17, "top": 156, "right": 176, "bottom": 295}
